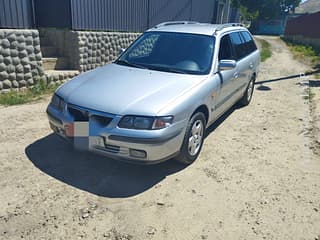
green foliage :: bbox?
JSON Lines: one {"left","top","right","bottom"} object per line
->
{"left": 255, "top": 38, "right": 272, "bottom": 62}
{"left": 231, "top": 0, "right": 300, "bottom": 21}
{"left": 0, "top": 79, "right": 59, "bottom": 106}
{"left": 282, "top": 38, "right": 320, "bottom": 68}
{"left": 239, "top": 5, "right": 259, "bottom": 21}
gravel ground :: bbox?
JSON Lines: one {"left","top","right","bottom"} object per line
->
{"left": 0, "top": 36, "right": 319, "bottom": 240}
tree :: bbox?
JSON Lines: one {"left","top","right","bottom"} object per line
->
{"left": 280, "top": 0, "right": 301, "bottom": 13}
{"left": 232, "top": 0, "right": 300, "bottom": 21}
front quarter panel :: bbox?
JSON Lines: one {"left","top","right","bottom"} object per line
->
{"left": 157, "top": 74, "right": 221, "bottom": 127}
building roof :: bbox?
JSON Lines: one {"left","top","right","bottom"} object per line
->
{"left": 295, "top": 0, "right": 320, "bottom": 14}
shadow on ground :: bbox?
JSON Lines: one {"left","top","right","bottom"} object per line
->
{"left": 205, "top": 103, "right": 239, "bottom": 137}
{"left": 255, "top": 69, "right": 320, "bottom": 85}
{"left": 310, "top": 80, "right": 320, "bottom": 87}
{"left": 25, "top": 96, "right": 246, "bottom": 198}
{"left": 25, "top": 134, "right": 187, "bottom": 198}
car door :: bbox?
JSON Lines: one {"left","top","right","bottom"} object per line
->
{"left": 228, "top": 32, "right": 249, "bottom": 98}
{"left": 239, "top": 30, "right": 258, "bottom": 85}
{"left": 229, "top": 31, "right": 259, "bottom": 99}
{"left": 214, "top": 33, "right": 239, "bottom": 116}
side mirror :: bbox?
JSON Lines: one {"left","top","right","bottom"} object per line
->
{"left": 219, "top": 60, "right": 236, "bottom": 71}
{"left": 119, "top": 48, "right": 126, "bottom": 56}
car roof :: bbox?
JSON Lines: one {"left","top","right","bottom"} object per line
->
{"left": 147, "top": 21, "right": 247, "bottom": 36}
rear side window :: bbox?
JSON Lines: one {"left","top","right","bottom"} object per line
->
{"left": 240, "top": 31, "right": 257, "bottom": 54}
{"left": 229, "top": 31, "right": 257, "bottom": 61}
{"left": 229, "top": 32, "right": 246, "bottom": 61}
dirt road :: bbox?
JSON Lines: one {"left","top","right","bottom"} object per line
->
{"left": 0, "top": 37, "right": 319, "bottom": 240}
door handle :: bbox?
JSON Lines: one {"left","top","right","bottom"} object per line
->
{"left": 233, "top": 72, "right": 239, "bottom": 79}
{"left": 249, "top": 63, "right": 254, "bottom": 69}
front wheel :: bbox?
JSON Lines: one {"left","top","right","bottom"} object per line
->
{"left": 239, "top": 76, "right": 255, "bottom": 106}
{"left": 175, "top": 112, "right": 206, "bottom": 164}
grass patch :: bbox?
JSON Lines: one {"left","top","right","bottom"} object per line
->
{"left": 282, "top": 38, "right": 320, "bottom": 68}
{"left": 0, "top": 80, "right": 59, "bottom": 106}
{"left": 256, "top": 39, "right": 272, "bottom": 62}
{"left": 304, "top": 88, "right": 315, "bottom": 100}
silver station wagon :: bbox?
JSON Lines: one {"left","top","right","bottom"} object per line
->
{"left": 47, "top": 22, "right": 260, "bottom": 164}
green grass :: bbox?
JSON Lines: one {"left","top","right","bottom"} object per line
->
{"left": 0, "top": 80, "right": 59, "bottom": 106}
{"left": 282, "top": 38, "right": 320, "bottom": 68}
{"left": 256, "top": 39, "right": 272, "bottom": 62}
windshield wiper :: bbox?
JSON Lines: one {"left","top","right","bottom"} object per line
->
{"left": 164, "top": 68, "right": 188, "bottom": 74}
{"left": 147, "top": 65, "right": 188, "bottom": 74}
{"left": 115, "top": 60, "right": 148, "bottom": 69}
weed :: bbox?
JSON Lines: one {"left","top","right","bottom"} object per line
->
{"left": 303, "top": 88, "right": 315, "bottom": 101}
{"left": 256, "top": 39, "right": 272, "bottom": 62}
{"left": 0, "top": 79, "right": 59, "bottom": 106}
{"left": 282, "top": 38, "right": 320, "bottom": 69}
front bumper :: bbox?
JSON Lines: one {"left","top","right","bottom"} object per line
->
{"left": 46, "top": 103, "right": 186, "bottom": 164}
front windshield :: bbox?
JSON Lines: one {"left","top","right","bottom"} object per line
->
{"left": 116, "top": 32, "right": 215, "bottom": 75}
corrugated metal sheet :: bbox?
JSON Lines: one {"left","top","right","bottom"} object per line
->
{"left": 71, "top": 0, "right": 149, "bottom": 31}
{"left": 0, "top": 0, "right": 34, "bottom": 28}
{"left": 285, "top": 12, "right": 320, "bottom": 39}
{"left": 70, "top": 0, "right": 228, "bottom": 32}
{"left": 191, "top": 0, "right": 216, "bottom": 23}
{"left": 0, "top": 0, "right": 236, "bottom": 31}
{"left": 148, "top": 0, "right": 192, "bottom": 27}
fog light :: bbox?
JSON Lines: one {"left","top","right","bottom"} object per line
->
{"left": 129, "top": 149, "right": 147, "bottom": 159}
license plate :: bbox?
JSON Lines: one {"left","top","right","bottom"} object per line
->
{"left": 65, "top": 122, "right": 89, "bottom": 137}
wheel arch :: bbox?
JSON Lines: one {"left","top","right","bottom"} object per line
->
{"left": 191, "top": 105, "right": 209, "bottom": 125}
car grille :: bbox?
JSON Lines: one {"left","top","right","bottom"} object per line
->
{"left": 94, "top": 144, "right": 121, "bottom": 154}
{"left": 67, "top": 105, "right": 113, "bottom": 127}
{"left": 68, "top": 106, "right": 89, "bottom": 121}
{"left": 91, "top": 115, "right": 113, "bottom": 127}
{"left": 105, "top": 144, "right": 120, "bottom": 153}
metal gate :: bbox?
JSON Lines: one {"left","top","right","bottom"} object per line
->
{"left": 0, "top": 0, "right": 238, "bottom": 31}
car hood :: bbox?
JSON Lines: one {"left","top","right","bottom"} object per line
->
{"left": 57, "top": 63, "right": 206, "bottom": 115}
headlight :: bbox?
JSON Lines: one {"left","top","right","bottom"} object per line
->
{"left": 118, "top": 116, "right": 173, "bottom": 130}
{"left": 51, "top": 94, "right": 65, "bottom": 112}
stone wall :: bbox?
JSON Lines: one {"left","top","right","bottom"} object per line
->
{"left": 77, "top": 31, "right": 140, "bottom": 72}
{"left": 40, "top": 29, "right": 140, "bottom": 72}
{"left": 0, "top": 29, "right": 141, "bottom": 92}
{"left": 0, "top": 29, "right": 43, "bottom": 92}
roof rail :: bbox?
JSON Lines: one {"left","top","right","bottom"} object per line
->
{"left": 153, "top": 21, "right": 199, "bottom": 29}
{"left": 214, "top": 23, "right": 244, "bottom": 33}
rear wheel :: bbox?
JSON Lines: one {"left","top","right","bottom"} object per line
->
{"left": 175, "top": 112, "right": 206, "bottom": 164}
{"left": 239, "top": 76, "right": 255, "bottom": 106}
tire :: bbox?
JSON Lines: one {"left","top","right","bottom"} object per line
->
{"left": 239, "top": 76, "right": 255, "bottom": 106}
{"left": 175, "top": 112, "right": 206, "bottom": 164}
